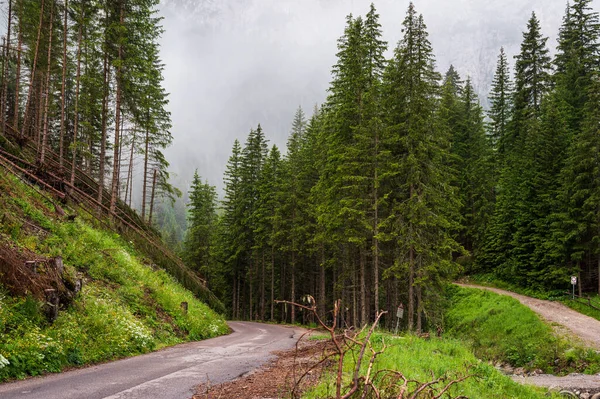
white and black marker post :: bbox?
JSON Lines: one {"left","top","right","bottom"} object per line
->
{"left": 571, "top": 275, "right": 577, "bottom": 300}
{"left": 395, "top": 303, "right": 404, "bottom": 335}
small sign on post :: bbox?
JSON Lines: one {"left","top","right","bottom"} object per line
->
{"left": 571, "top": 276, "right": 577, "bottom": 299}
{"left": 394, "top": 303, "right": 404, "bottom": 335}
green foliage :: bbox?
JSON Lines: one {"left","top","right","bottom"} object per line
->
{"left": 0, "top": 171, "right": 228, "bottom": 382}
{"left": 445, "top": 285, "right": 600, "bottom": 373}
{"left": 304, "top": 332, "right": 554, "bottom": 399}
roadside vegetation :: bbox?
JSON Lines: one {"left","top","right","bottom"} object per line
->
{"left": 0, "top": 170, "right": 228, "bottom": 381}
{"left": 466, "top": 274, "right": 600, "bottom": 322}
{"left": 445, "top": 285, "right": 600, "bottom": 374}
{"left": 302, "top": 333, "right": 556, "bottom": 399}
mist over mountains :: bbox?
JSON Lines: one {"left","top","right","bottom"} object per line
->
{"left": 157, "top": 0, "right": 582, "bottom": 193}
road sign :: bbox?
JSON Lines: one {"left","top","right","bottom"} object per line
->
{"left": 397, "top": 305, "right": 404, "bottom": 319}
{"left": 571, "top": 276, "right": 577, "bottom": 285}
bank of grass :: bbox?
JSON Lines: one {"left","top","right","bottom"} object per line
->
{"left": 445, "top": 285, "right": 600, "bottom": 374}
{"left": 0, "top": 171, "right": 229, "bottom": 381}
{"left": 466, "top": 273, "right": 600, "bottom": 323}
{"left": 303, "top": 333, "right": 556, "bottom": 399}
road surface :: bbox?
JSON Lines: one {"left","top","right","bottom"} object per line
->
{"left": 0, "top": 322, "right": 304, "bottom": 399}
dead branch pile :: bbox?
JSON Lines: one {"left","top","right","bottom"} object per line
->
{"left": 278, "top": 297, "right": 473, "bottom": 399}
{"left": 0, "top": 241, "right": 81, "bottom": 321}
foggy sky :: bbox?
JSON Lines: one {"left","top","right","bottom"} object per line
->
{"left": 157, "top": 0, "right": 596, "bottom": 194}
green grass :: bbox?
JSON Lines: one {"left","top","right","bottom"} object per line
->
{"left": 466, "top": 273, "right": 600, "bottom": 322}
{"left": 445, "top": 285, "right": 600, "bottom": 374}
{"left": 0, "top": 170, "right": 229, "bottom": 381}
{"left": 303, "top": 333, "right": 556, "bottom": 399}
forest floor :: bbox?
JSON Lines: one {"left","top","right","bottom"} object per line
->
{"left": 192, "top": 337, "right": 331, "bottom": 399}
{"left": 457, "top": 283, "right": 600, "bottom": 392}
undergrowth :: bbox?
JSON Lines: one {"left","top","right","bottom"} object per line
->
{"left": 0, "top": 170, "right": 228, "bottom": 381}
{"left": 466, "top": 273, "right": 600, "bottom": 322}
{"left": 303, "top": 333, "right": 556, "bottom": 399}
{"left": 445, "top": 285, "right": 600, "bottom": 374}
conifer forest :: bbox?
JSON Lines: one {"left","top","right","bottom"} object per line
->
{"left": 2, "top": 0, "right": 600, "bottom": 334}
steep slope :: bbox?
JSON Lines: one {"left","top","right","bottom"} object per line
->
{"left": 0, "top": 164, "right": 229, "bottom": 381}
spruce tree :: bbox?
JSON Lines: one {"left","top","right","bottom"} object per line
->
{"left": 488, "top": 47, "right": 513, "bottom": 161}
{"left": 561, "top": 75, "right": 600, "bottom": 294}
{"left": 383, "top": 3, "right": 460, "bottom": 332}
{"left": 183, "top": 171, "right": 218, "bottom": 279}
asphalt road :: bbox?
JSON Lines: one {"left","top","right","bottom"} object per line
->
{"left": 0, "top": 322, "right": 305, "bottom": 399}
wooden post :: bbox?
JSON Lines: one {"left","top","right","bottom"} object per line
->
{"left": 180, "top": 301, "right": 188, "bottom": 315}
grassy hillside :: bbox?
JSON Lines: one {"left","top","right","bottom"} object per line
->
{"left": 445, "top": 285, "right": 600, "bottom": 374}
{"left": 0, "top": 168, "right": 229, "bottom": 381}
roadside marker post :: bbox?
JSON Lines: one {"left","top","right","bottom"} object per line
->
{"left": 395, "top": 303, "right": 404, "bottom": 335}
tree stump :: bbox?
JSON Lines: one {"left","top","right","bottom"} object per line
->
{"left": 44, "top": 288, "right": 59, "bottom": 322}
{"left": 53, "top": 256, "right": 63, "bottom": 275}
{"left": 180, "top": 301, "right": 188, "bottom": 315}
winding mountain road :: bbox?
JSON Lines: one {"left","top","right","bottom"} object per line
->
{"left": 0, "top": 322, "right": 305, "bottom": 399}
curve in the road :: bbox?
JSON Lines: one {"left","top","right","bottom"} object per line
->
{"left": 0, "top": 321, "right": 304, "bottom": 399}
{"left": 456, "top": 283, "right": 600, "bottom": 350}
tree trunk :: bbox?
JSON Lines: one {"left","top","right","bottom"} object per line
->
{"left": 319, "top": 244, "right": 325, "bottom": 320}
{"left": 13, "top": 12, "right": 22, "bottom": 130}
{"left": 36, "top": 77, "right": 43, "bottom": 146}
{"left": 260, "top": 250, "right": 265, "bottom": 320}
{"left": 360, "top": 247, "right": 367, "bottom": 326}
{"left": 270, "top": 245, "right": 275, "bottom": 321}
{"left": 59, "top": 0, "right": 67, "bottom": 169}
{"left": 40, "top": 0, "right": 54, "bottom": 165}
{"left": 142, "top": 124, "right": 149, "bottom": 219}
{"left": 416, "top": 285, "right": 422, "bottom": 333}
{"left": 373, "top": 136, "right": 379, "bottom": 317}
{"left": 22, "top": 0, "right": 45, "bottom": 139}
{"left": 98, "top": 48, "right": 109, "bottom": 204}
{"left": 290, "top": 251, "right": 296, "bottom": 324}
{"left": 1, "top": 37, "right": 6, "bottom": 135}
{"left": 1, "top": 0, "right": 12, "bottom": 136}
{"left": 69, "top": 10, "right": 83, "bottom": 186}
{"left": 124, "top": 127, "right": 135, "bottom": 206}
{"left": 110, "top": 4, "right": 124, "bottom": 214}
{"left": 148, "top": 169, "right": 157, "bottom": 225}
